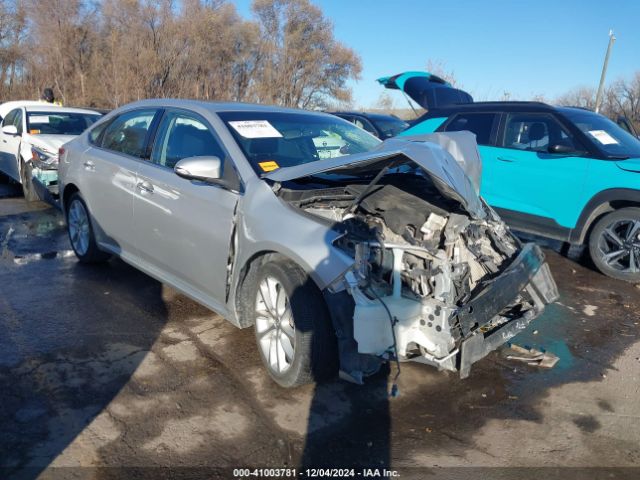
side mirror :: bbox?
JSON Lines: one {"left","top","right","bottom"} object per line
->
{"left": 2, "top": 125, "right": 18, "bottom": 136}
{"left": 548, "top": 143, "right": 578, "bottom": 155}
{"left": 174, "top": 156, "right": 222, "bottom": 183}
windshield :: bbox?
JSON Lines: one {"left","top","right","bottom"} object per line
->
{"left": 218, "top": 111, "right": 382, "bottom": 175}
{"left": 371, "top": 117, "right": 409, "bottom": 138}
{"left": 27, "top": 111, "right": 101, "bottom": 135}
{"left": 561, "top": 109, "right": 640, "bottom": 158}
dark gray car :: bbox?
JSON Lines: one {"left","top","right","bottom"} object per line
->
{"left": 58, "top": 100, "right": 558, "bottom": 387}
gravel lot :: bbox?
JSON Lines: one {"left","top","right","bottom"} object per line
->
{"left": 1, "top": 179, "right": 639, "bottom": 480}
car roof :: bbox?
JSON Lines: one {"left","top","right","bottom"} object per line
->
{"left": 119, "top": 98, "right": 324, "bottom": 116}
{"left": 0, "top": 100, "right": 48, "bottom": 118}
{"left": 428, "top": 101, "right": 557, "bottom": 115}
{"left": 329, "top": 111, "right": 405, "bottom": 121}
{"left": 24, "top": 105, "right": 102, "bottom": 115}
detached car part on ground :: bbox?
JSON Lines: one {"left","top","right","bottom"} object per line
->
{"left": 379, "top": 71, "right": 640, "bottom": 283}
{"left": 0, "top": 102, "right": 102, "bottom": 201}
{"left": 59, "top": 101, "right": 558, "bottom": 388}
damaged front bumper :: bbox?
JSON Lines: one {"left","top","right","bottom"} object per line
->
{"left": 31, "top": 162, "right": 59, "bottom": 199}
{"left": 338, "top": 242, "right": 558, "bottom": 381}
{"left": 457, "top": 243, "right": 558, "bottom": 377}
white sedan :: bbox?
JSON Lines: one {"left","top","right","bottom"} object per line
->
{"left": 0, "top": 103, "right": 102, "bottom": 201}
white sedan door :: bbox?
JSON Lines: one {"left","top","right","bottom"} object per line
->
{"left": 133, "top": 110, "right": 239, "bottom": 309}
{"left": 0, "top": 108, "right": 24, "bottom": 182}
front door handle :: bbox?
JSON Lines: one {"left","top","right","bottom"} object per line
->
{"left": 497, "top": 156, "right": 516, "bottom": 163}
{"left": 136, "top": 181, "right": 154, "bottom": 194}
{"left": 83, "top": 160, "right": 95, "bottom": 171}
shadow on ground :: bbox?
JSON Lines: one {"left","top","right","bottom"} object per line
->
{"left": 0, "top": 188, "right": 638, "bottom": 479}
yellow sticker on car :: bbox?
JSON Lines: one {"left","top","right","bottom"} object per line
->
{"left": 258, "top": 160, "right": 279, "bottom": 172}
{"left": 29, "top": 129, "right": 41, "bottom": 134}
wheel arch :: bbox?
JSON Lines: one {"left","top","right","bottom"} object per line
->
{"left": 62, "top": 183, "right": 80, "bottom": 213}
{"left": 571, "top": 188, "right": 640, "bottom": 244}
{"left": 232, "top": 250, "right": 327, "bottom": 329}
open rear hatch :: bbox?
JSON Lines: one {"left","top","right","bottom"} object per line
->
{"left": 377, "top": 71, "right": 473, "bottom": 110}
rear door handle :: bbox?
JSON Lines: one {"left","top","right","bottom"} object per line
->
{"left": 497, "top": 156, "right": 516, "bottom": 163}
{"left": 136, "top": 181, "right": 154, "bottom": 194}
{"left": 83, "top": 160, "right": 95, "bottom": 171}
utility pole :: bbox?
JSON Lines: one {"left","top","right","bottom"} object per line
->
{"left": 595, "top": 30, "right": 616, "bottom": 113}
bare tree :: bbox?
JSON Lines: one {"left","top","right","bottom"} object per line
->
{"left": 251, "top": 0, "right": 361, "bottom": 108}
{"left": 555, "top": 86, "right": 597, "bottom": 110}
{"left": 426, "top": 59, "right": 460, "bottom": 88}
{"left": 0, "top": 0, "right": 361, "bottom": 109}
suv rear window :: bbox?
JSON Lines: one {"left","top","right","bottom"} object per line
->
{"left": 444, "top": 113, "right": 496, "bottom": 145}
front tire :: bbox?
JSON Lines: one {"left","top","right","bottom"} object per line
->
{"left": 20, "top": 159, "right": 39, "bottom": 202}
{"left": 251, "top": 259, "right": 338, "bottom": 388}
{"left": 589, "top": 207, "right": 640, "bottom": 283}
{"left": 66, "top": 193, "right": 110, "bottom": 263}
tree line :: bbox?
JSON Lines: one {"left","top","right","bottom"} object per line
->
{"left": 0, "top": 0, "right": 361, "bottom": 109}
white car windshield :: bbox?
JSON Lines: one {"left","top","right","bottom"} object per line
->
{"left": 27, "top": 111, "right": 102, "bottom": 135}
{"left": 219, "top": 111, "right": 382, "bottom": 174}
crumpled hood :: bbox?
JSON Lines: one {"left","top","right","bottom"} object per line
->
{"left": 265, "top": 134, "right": 486, "bottom": 219}
{"left": 25, "top": 134, "right": 76, "bottom": 154}
{"left": 616, "top": 158, "right": 640, "bottom": 173}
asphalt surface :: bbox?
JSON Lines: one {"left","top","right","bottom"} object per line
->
{"left": 0, "top": 178, "right": 639, "bottom": 480}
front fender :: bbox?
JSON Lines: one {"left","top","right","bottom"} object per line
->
{"left": 233, "top": 179, "right": 355, "bottom": 291}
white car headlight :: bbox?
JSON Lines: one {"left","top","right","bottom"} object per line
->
{"left": 31, "top": 146, "right": 58, "bottom": 165}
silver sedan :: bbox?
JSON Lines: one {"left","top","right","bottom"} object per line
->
{"left": 59, "top": 100, "right": 558, "bottom": 387}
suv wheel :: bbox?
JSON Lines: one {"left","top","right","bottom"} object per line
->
{"left": 20, "top": 158, "right": 39, "bottom": 202}
{"left": 589, "top": 207, "right": 640, "bottom": 283}
{"left": 66, "top": 193, "right": 110, "bottom": 263}
{"left": 251, "top": 259, "right": 338, "bottom": 387}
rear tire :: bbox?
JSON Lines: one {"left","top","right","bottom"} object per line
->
{"left": 20, "top": 159, "right": 39, "bottom": 202}
{"left": 66, "top": 192, "right": 110, "bottom": 263}
{"left": 251, "top": 259, "right": 338, "bottom": 387}
{"left": 588, "top": 207, "right": 640, "bottom": 283}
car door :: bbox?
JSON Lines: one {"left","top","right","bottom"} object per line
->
{"left": 0, "top": 108, "right": 24, "bottom": 182}
{"left": 481, "top": 112, "right": 590, "bottom": 230}
{"left": 81, "top": 108, "right": 160, "bottom": 256}
{"left": 133, "top": 109, "right": 239, "bottom": 307}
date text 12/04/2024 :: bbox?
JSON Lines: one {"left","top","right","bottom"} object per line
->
{"left": 233, "top": 468, "right": 400, "bottom": 478}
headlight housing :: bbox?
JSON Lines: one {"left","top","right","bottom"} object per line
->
{"left": 31, "top": 146, "right": 58, "bottom": 167}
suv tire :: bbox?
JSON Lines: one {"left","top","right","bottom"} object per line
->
{"left": 589, "top": 207, "right": 640, "bottom": 283}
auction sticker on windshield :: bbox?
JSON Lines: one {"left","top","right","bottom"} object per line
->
{"left": 229, "top": 120, "right": 283, "bottom": 138}
{"left": 588, "top": 129, "right": 619, "bottom": 145}
{"left": 30, "top": 115, "right": 50, "bottom": 124}
{"left": 258, "top": 160, "right": 279, "bottom": 172}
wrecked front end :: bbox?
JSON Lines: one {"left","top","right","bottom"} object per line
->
{"left": 271, "top": 136, "right": 559, "bottom": 381}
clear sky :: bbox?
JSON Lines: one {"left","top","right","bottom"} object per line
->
{"left": 233, "top": 0, "right": 640, "bottom": 108}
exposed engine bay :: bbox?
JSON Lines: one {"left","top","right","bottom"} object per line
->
{"left": 278, "top": 170, "right": 558, "bottom": 382}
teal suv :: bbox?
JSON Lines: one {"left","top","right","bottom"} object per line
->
{"left": 379, "top": 72, "right": 640, "bottom": 282}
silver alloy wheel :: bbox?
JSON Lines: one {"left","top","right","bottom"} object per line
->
{"left": 68, "top": 199, "right": 91, "bottom": 256}
{"left": 598, "top": 218, "right": 640, "bottom": 273}
{"left": 255, "top": 276, "right": 296, "bottom": 374}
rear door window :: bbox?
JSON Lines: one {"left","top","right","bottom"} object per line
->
{"left": 443, "top": 112, "right": 497, "bottom": 145}
{"left": 100, "top": 109, "right": 157, "bottom": 158}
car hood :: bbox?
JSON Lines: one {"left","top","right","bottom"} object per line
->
{"left": 25, "top": 134, "right": 76, "bottom": 154}
{"left": 377, "top": 71, "right": 473, "bottom": 110}
{"left": 616, "top": 158, "right": 640, "bottom": 173}
{"left": 265, "top": 134, "right": 486, "bottom": 219}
